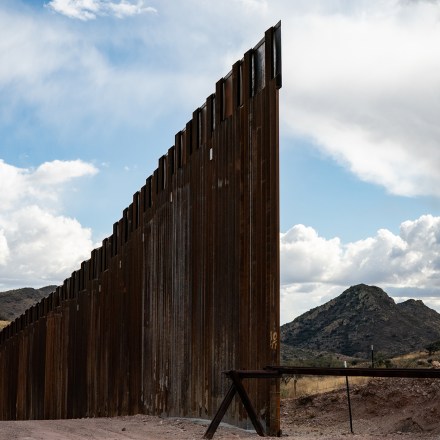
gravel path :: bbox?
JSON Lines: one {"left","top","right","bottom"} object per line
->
{"left": 2, "top": 378, "right": 440, "bottom": 439}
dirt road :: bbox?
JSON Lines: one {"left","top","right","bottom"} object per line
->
{"left": 2, "top": 378, "right": 440, "bottom": 439}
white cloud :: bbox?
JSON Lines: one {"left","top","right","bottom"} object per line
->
{"left": 0, "top": 230, "right": 9, "bottom": 266}
{"left": 280, "top": 225, "right": 341, "bottom": 284}
{"left": 46, "top": 0, "right": 157, "bottom": 21}
{"left": 280, "top": 215, "right": 440, "bottom": 323}
{"left": 0, "top": 159, "right": 98, "bottom": 210}
{"left": 2, "top": 1, "right": 439, "bottom": 200}
{"left": 282, "top": 0, "right": 440, "bottom": 198}
{"left": 0, "top": 160, "right": 97, "bottom": 289}
{"left": 0, "top": 6, "right": 217, "bottom": 141}
{"left": 31, "top": 160, "right": 98, "bottom": 186}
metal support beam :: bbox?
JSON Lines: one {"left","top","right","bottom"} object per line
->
{"left": 204, "top": 365, "right": 440, "bottom": 438}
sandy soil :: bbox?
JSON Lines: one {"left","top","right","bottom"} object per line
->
{"left": 2, "top": 378, "right": 440, "bottom": 440}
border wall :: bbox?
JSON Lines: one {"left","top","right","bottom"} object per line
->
{"left": 0, "top": 22, "right": 281, "bottom": 434}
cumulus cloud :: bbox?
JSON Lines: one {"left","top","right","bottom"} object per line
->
{"left": 2, "top": 1, "right": 440, "bottom": 199}
{"left": 280, "top": 215, "right": 440, "bottom": 323}
{"left": 0, "top": 5, "right": 214, "bottom": 141}
{"left": 282, "top": 0, "right": 440, "bottom": 198}
{"left": 0, "top": 159, "right": 98, "bottom": 210}
{"left": 30, "top": 160, "right": 98, "bottom": 186}
{"left": 280, "top": 225, "right": 341, "bottom": 284}
{"left": 46, "top": 0, "right": 157, "bottom": 21}
{"left": 0, "top": 230, "right": 9, "bottom": 266}
{"left": 0, "top": 160, "right": 98, "bottom": 289}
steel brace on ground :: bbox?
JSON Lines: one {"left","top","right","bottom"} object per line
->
{"left": 204, "top": 365, "right": 440, "bottom": 439}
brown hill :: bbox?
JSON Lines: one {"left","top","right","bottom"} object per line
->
{"left": 0, "top": 285, "right": 56, "bottom": 321}
{"left": 281, "top": 284, "right": 440, "bottom": 358}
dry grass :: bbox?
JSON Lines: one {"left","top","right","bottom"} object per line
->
{"left": 281, "top": 375, "right": 370, "bottom": 398}
{"left": 390, "top": 350, "right": 440, "bottom": 368}
{"left": 0, "top": 320, "right": 10, "bottom": 330}
{"left": 394, "top": 351, "right": 426, "bottom": 360}
{"left": 280, "top": 349, "right": 440, "bottom": 399}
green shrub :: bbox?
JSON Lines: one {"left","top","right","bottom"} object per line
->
{"left": 425, "top": 340, "right": 440, "bottom": 356}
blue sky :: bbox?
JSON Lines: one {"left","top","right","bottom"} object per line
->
{"left": 1, "top": 0, "right": 440, "bottom": 324}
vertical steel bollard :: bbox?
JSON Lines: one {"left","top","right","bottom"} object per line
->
{"left": 344, "top": 361, "right": 354, "bottom": 434}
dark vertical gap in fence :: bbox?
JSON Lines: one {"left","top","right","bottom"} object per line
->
{"left": 112, "top": 222, "right": 118, "bottom": 257}
{"left": 182, "top": 130, "right": 188, "bottom": 167}
{"left": 215, "top": 80, "right": 223, "bottom": 124}
{"left": 264, "top": 26, "right": 274, "bottom": 90}
{"left": 61, "top": 280, "right": 66, "bottom": 302}
{"left": 65, "top": 277, "right": 70, "bottom": 302}
{"left": 193, "top": 110, "right": 200, "bottom": 150}
{"left": 232, "top": 62, "right": 241, "bottom": 110}
{"left": 175, "top": 132, "right": 183, "bottom": 169}
{"left": 105, "top": 238, "right": 111, "bottom": 271}
{"left": 273, "top": 21, "right": 282, "bottom": 89}
{"left": 205, "top": 95, "right": 212, "bottom": 136}
{"left": 73, "top": 271, "right": 78, "bottom": 298}
{"left": 140, "top": 185, "right": 147, "bottom": 214}
{"left": 128, "top": 203, "right": 134, "bottom": 236}
{"left": 54, "top": 288, "right": 61, "bottom": 308}
{"left": 197, "top": 108, "right": 203, "bottom": 150}
{"left": 224, "top": 73, "right": 233, "bottom": 118}
{"left": 123, "top": 209, "right": 129, "bottom": 243}
{"left": 159, "top": 155, "right": 166, "bottom": 191}
{"left": 213, "top": 95, "right": 216, "bottom": 133}
{"left": 243, "top": 50, "right": 252, "bottom": 104}
{"left": 91, "top": 249, "right": 97, "bottom": 280}
{"left": 87, "top": 259, "right": 92, "bottom": 284}
{"left": 151, "top": 171, "right": 158, "bottom": 208}
{"left": 118, "top": 218, "right": 124, "bottom": 253}
{"left": 79, "top": 263, "right": 84, "bottom": 292}
{"left": 43, "top": 297, "right": 48, "bottom": 317}
{"left": 153, "top": 169, "right": 159, "bottom": 196}
{"left": 146, "top": 176, "right": 152, "bottom": 209}
{"left": 186, "top": 120, "right": 193, "bottom": 159}
{"left": 80, "top": 262, "right": 85, "bottom": 288}
{"left": 168, "top": 146, "right": 175, "bottom": 175}
{"left": 70, "top": 273, "right": 75, "bottom": 300}
{"left": 133, "top": 191, "right": 140, "bottom": 230}
{"left": 68, "top": 278, "right": 72, "bottom": 300}
{"left": 167, "top": 146, "right": 175, "bottom": 206}
{"left": 201, "top": 104, "right": 207, "bottom": 147}
{"left": 97, "top": 246, "right": 103, "bottom": 276}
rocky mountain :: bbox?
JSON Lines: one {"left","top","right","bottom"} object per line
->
{"left": 281, "top": 284, "right": 440, "bottom": 358}
{"left": 0, "top": 286, "right": 56, "bottom": 321}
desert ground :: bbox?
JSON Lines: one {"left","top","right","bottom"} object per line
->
{"left": 2, "top": 377, "right": 440, "bottom": 440}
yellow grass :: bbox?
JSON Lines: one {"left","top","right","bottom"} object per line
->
{"left": 393, "top": 351, "right": 426, "bottom": 361}
{"left": 0, "top": 320, "right": 10, "bottom": 330}
{"left": 390, "top": 350, "right": 440, "bottom": 368}
{"left": 281, "top": 375, "right": 370, "bottom": 398}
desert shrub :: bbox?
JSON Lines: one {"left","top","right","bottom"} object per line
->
{"left": 425, "top": 340, "right": 440, "bottom": 356}
{"left": 297, "top": 395, "right": 314, "bottom": 406}
{"left": 374, "top": 352, "right": 393, "bottom": 368}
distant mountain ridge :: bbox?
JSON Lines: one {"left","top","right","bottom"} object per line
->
{"left": 0, "top": 286, "right": 56, "bottom": 322}
{"left": 281, "top": 284, "right": 440, "bottom": 358}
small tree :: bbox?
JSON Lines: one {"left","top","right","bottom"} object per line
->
{"left": 374, "top": 352, "right": 392, "bottom": 368}
{"left": 425, "top": 340, "right": 440, "bottom": 356}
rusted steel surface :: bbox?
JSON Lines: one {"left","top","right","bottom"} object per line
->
{"left": 0, "top": 22, "right": 281, "bottom": 434}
